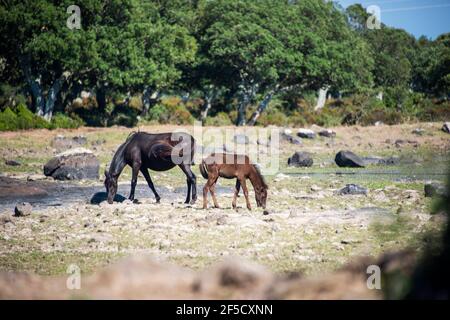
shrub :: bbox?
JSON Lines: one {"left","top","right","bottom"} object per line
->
{"left": 0, "top": 107, "right": 18, "bottom": 131}
{"left": 204, "top": 112, "right": 233, "bottom": 126}
{"left": 51, "top": 113, "right": 84, "bottom": 129}
{"left": 256, "top": 107, "right": 289, "bottom": 127}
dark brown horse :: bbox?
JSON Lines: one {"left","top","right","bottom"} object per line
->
{"left": 199, "top": 153, "right": 268, "bottom": 210}
{"left": 104, "top": 132, "right": 196, "bottom": 204}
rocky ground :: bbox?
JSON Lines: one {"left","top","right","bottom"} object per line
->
{"left": 0, "top": 122, "right": 448, "bottom": 299}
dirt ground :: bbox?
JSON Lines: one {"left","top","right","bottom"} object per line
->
{"left": 0, "top": 122, "right": 448, "bottom": 299}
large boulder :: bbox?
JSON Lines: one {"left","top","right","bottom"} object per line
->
{"left": 335, "top": 150, "right": 365, "bottom": 168}
{"left": 288, "top": 152, "right": 313, "bottom": 167}
{"left": 297, "top": 129, "right": 316, "bottom": 139}
{"left": 442, "top": 122, "right": 450, "bottom": 134}
{"left": 44, "top": 148, "right": 99, "bottom": 180}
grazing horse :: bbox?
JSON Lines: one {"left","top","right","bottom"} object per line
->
{"left": 104, "top": 131, "right": 197, "bottom": 204}
{"left": 199, "top": 153, "right": 268, "bottom": 210}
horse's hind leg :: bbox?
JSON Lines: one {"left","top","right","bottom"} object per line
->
{"left": 179, "top": 163, "right": 197, "bottom": 204}
{"left": 232, "top": 179, "right": 241, "bottom": 210}
{"left": 141, "top": 168, "right": 161, "bottom": 203}
{"left": 129, "top": 160, "right": 142, "bottom": 201}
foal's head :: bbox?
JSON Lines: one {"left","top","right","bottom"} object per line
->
{"left": 255, "top": 185, "right": 268, "bottom": 209}
{"left": 104, "top": 170, "right": 118, "bottom": 204}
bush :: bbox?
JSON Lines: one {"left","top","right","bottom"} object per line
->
{"left": 51, "top": 113, "right": 84, "bottom": 129}
{"left": 0, "top": 107, "right": 18, "bottom": 131}
{"left": 0, "top": 105, "right": 84, "bottom": 131}
{"left": 144, "top": 102, "right": 194, "bottom": 125}
{"left": 204, "top": 112, "right": 233, "bottom": 126}
{"left": 256, "top": 107, "right": 289, "bottom": 127}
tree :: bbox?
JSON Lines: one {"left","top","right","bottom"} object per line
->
{"left": 0, "top": 0, "right": 197, "bottom": 120}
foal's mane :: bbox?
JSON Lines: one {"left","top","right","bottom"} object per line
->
{"left": 252, "top": 164, "right": 268, "bottom": 189}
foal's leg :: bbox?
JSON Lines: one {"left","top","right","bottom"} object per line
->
{"left": 209, "top": 178, "right": 220, "bottom": 208}
{"left": 129, "top": 160, "right": 142, "bottom": 201}
{"left": 240, "top": 178, "right": 252, "bottom": 210}
{"left": 141, "top": 168, "right": 161, "bottom": 203}
{"left": 179, "top": 163, "right": 197, "bottom": 204}
{"left": 232, "top": 179, "right": 241, "bottom": 210}
{"left": 202, "top": 168, "right": 218, "bottom": 209}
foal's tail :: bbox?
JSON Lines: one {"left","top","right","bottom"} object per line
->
{"left": 199, "top": 160, "right": 209, "bottom": 179}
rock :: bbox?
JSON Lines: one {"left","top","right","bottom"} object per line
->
{"left": 279, "top": 132, "right": 302, "bottom": 145}
{"left": 263, "top": 210, "right": 270, "bottom": 215}
{"left": 51, "top": 135, "right": 87, "bottom": 150}
{"left": 335, "top": 150, "right": 365, "bottom": 168}
{"left": 374, "top": 121, "right": 384, "bottom": 126}
{"left": 233, "top": 134, "right": 249, "bottom": 145}
{"left": 442, "top": 122, "right": 450, "bottom": 134}
{"left": 424, "top": 182, "right": 447, "bottom": 198}
{"left": 216, "top": 215, "right": 228, "bottom": 225}
{"left": 362, "top": 156, "right": 400, "bottom": 166}
{"left": 288, "top": 152, "right": 313, "bottom": 167}
{"left": 5, "top": 160, "right": 21, "bottom": 166}
{"left": 14, "top": 202, "right": 32, "bottom": 217}
{"left": 274, "top": 173, "right": 290, "bottom": 182}
{"left": 337, "top": 184, "right": 368, "bottom": 195}
{"left": 412, "top": 128, "right": 425, "bottom": 136}
{"left": 0, "top": 213, "right": 12, "bottom": 225}
{"left": 43, "top": 148, "right": 100, "bottom": 180}
{"left": 90, "top": 192, "right": 127, "bottom": 204}
{"left": 318, "top": 129, "right": 336, "bottom": 138}
{"left": 395, "top": 139, "right": 419, "bottom": 148}
{"left": 296, "top": 129, "right": 316, "bottom": 139}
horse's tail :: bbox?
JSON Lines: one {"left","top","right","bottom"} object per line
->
{"left": 199, "top": 160, "right": 209, "bottom": 179}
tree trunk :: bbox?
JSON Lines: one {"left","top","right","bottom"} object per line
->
{"left": 236, "top": 93, "right": 250, "bottom": 126}
{"left": 19, "top": 55, "right": 45, "bottom": 116}
{"left": 376, "top": 91, "right": 383, "bottom": 101}
{"left": 314, "top": 86, "right": 329, "bottom": 111}
{"left": 141, "top": 88, "right": 159, "bottom": 116}
{"left": 44, "top": 72, "right": 70, "bottom": 120}
{"left": 201, "top": 86, "right": 216, "bottom": 121}
{"left": 248, "top": 90, "right": 275, "bottom": 126}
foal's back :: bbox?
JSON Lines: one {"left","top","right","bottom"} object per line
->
{"left": 204, "top": 153, "right": 252, "bottom": 178}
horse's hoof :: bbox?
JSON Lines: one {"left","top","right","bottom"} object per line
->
{"left": 190, "top": 199, "right": 196, "bottom": 205}
{"left": 156, "top": 199, "right": 161, "bottom": 203}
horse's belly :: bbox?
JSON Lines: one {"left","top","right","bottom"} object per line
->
{"left": 146, "top": 160, "right": 176, "bottom": 171}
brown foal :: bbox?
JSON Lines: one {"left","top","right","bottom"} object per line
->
{"left": 199, "top": 153, "right": 268, "bottom": 210}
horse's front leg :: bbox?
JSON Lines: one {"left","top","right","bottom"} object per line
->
{"left": 240, "top": 177, "right": 252, "bottom": 210}
{"left": 141, "top": 168, "right": 161, "bottom": 203}
{"left": 129, "top": 161, "right": 141, "bottom": 201}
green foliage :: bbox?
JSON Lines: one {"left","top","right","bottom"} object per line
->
{"left": 0, "top": 104, "right": 83, "bottom": 131}
{"left": 50, "top": 113, "right": 84, "bottom": 129}
{"left": 204, "top": 112, "right": 233, "bottom": 126}
{"left": 144, "top": 100, "right": 194, "bottom": 125}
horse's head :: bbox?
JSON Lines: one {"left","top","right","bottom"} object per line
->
{"left": 104, "top": 170, "right": 118, "bottom": 204}
{"left": 255, "top": 185, "right": 268, "bottom": 209}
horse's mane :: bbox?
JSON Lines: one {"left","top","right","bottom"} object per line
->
{"left": 108, "top": 132, "right": 138, "bottom": 175}
{"left": 252, "top": 163, "right": 268, "bottom": 189}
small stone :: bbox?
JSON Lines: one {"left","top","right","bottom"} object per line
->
{"left": 412, "top": 128, "right": 425, "bottom": 136}
{"left": 442, "top": 122, "right": 450, "bottom": 134}
{"left": 14, "top": 202, "right": 32, "bottom": 217}
{"left": 217, "top": 216, "right": 228, "bottom": 225}
{"left": 0, "top": 213, "right": 13, "bottom": 225}
{"left": 318, "top": 129, "right": 336, "bottom": 138}
{"left": 288, "top": 151, "right": 313, "bottom": 167}
{"left": 338, "top": 184, "right": 368, "bottom": 196}
{"left": 5, "top": 160, "right": 21, "bottom": 166}
{"left": 263, "top": 210, "right": 270, "bottom": 216}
